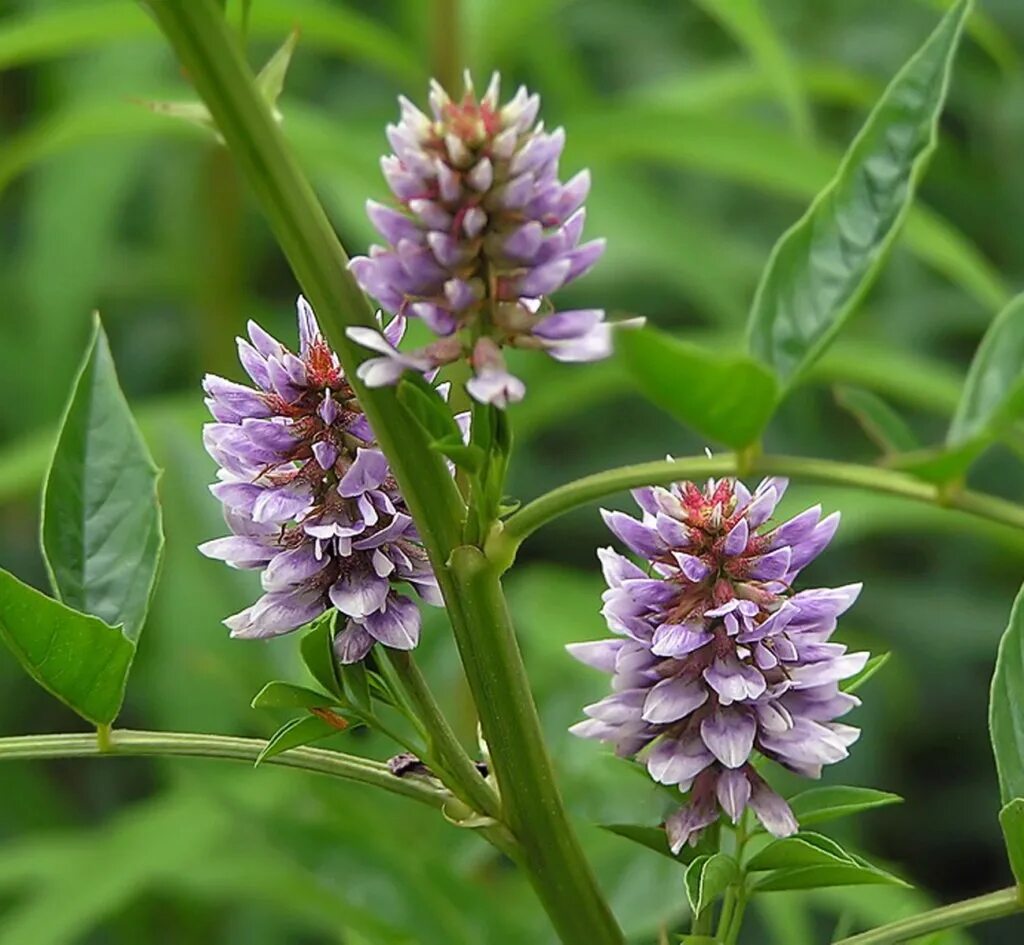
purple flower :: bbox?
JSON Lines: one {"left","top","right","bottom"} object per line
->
{"left": 569, "top": 476, "right": 867, "bottom": 851}
{"left": 346, "top": 72, "right": 641, "bottom": 406}
{"left": 200, "top": 297, "right": 442, "bottom": 663}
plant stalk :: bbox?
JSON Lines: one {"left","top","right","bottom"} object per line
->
{"left": 0, "top": 729, "right": 446, "bottom": 806}
{"left": 832, "top": 886, "right": 1024, "bottom": 944}
{"left": 497, "top": 452, "right": 1024, "bottom": 554}
{"left": 447, "top": 545, "right": 623, "bottom": 944}
{"left": 139, "top": 4, "right": 622, "bottom": 941}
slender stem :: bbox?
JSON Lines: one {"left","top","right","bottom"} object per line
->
{"left": 0, "top": 730, "right": 447, "bottom": 807}
{"left": 385, "top": 650, "right": 501, "bottom": 820}
{"left": 832, "top": 887, "right": 1024, "bottom": 944}
{"left": 432, "top": 0, "right": 462, "bottom": 92}
{"left": 447, "top": 546, "right": 624, "bottom": 944}
{"left": 497, "top": 453, "right": 1024, "bottom": 552}
{"left": 141, "top": 5, "right": 621, "bottom": 942}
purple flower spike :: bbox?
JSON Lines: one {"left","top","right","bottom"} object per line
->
{"left": 200, "top": 297, "right": 442, "bottom": 662}
{"left": 347, "top": 71, "right": 642, "bottom": 406}
{"left": 570, "top": 476, "right": 868, "bottom": 848}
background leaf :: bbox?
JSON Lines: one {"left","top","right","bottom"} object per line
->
{"left": 617, "top": 327, "right": 779, "bottom": 447}
{"left": 41, "top": 315, "right": 163, "bottom": 642}
{"left": 0, "top": 568, "right": 133, "bottom": 726}
{"left": 834, "top": 387, "right": 919, "bottom": 455}
{"left": 747, "top": 0, "right": 970, "bottom": 385}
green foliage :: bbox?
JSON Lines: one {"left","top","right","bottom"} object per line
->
{"left": 998, "top": 798, "right": 1024, "bottom": 886}
{"left": 747, "top": 0, "right": 971, "bottom": 385}
{"left": 255, "top": 714, "right": 344, "bottom": 765}
{"left": 299, "top": 611, "right": 344, "bottom": 698}
{"left": 990, "top": 582, "right": 1024, "bottom": 805}
{"left": 787, "top": 786, "right": 903, "bottom": 827}
{"left": 251, "top": 681, "right": 339, "bottom": 710}
{"left": 617, "top": 327, "right": 779, "bottom": 447}
{"left": 41, "top": 315, "right": 163, "bottom": 642}
{"left": 0, "top": 569, "right": 133, "bottom": 726}
{"left": 683, "top": 852, "right": 739, "bottom": 916}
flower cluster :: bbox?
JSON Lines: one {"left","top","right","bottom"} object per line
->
{"left": 569, "top": 476, "right": 867, "bottom": 851}
{"left": 199, "top": 298, "right": 441, "bottom": 663}
{"left": 347, "top": 72, "right": 638, "bottom": 407}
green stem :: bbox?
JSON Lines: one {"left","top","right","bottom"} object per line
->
{"left": 141, "top": 4, "right": 620, "bottom": 941}
{"left": 385, "top": 650, "right": 502, "bottom": 820}
{"left": 497, "top": 453, "right": 1024, "bottom": 552}
{"left": 432, "top": 0, "right": 462, "bottom": 91}
{"left": 0, "top": 730, "right": 446, "bottom": 807}
{"left": 832, "top": 887, "right": 1024, "bottom": 944}
{"left": 447, "top": 545, "right": 623, "bottom": 944}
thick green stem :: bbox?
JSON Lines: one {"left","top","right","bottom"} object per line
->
{"left": 832, "top": 887, "right": 1024, "bottom": 944}
{"left": 385, "top": 650, "right": 501, "bottom": 820}
{"left": 497, "top": 453, "right": 1024, "bottom": 554}
{"left": 0, "top": 730, "right": 447, "bottom": 807}
{"left": 447, "top": 546, "right": 623, "bottom": 945}
{"left": 140, "top": 4, "right": 621, "bottom": 941}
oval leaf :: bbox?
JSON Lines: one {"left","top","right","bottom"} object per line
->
{"left": 787, "top": 786, "right": 903, "bottom": 827}
{"left": 684, "top": 852, "right": 739, "bottom": 916}
{"left": 0, "top": 568, "right": 134, "bottom": 726}
{"left": 300, "top": 611, "right": 343, "bottom": 697}
{"left": 747, "top": 0, "right": 971, "bottom": 385}
{"left": 990, "top": 582, "right": 1024, "bottom": 804}
{"left": 618, "top": 328, "right": 779, "bottom": 447}
{"left": 42, "top": 315, "right": 163, "bottom": 643}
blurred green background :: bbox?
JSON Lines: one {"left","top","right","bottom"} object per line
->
{"left": 1, "top": 0, "right": 1023, "bottom": 941}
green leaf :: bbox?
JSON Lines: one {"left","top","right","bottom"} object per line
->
{"left": 747, "top": 831, "right": 853, "bottom": 871}
{"left": 251, "top": 681, "right": 339, "bottom": 710}
{"left": 617, "top": 328, "right": 779, "bottom": 447}
{"left": 300, "top": 611, "right": 343, "bottom": 697}
{"left": 948, "top": 292, "right": 1024, "bottom": 453}
{"left": 600, "top": 824, "right": 676, "bottom": 862}
{"left": 397, "top": 378, "right": 462, "bottom": 444}
{"left": 751, "top": 861, "right": 909, "bottom": 892}
{"left": 747, "top": 0, "right": 971, "bottom": 385}
{"left": 834, "top": 386, "right": 919, "bottom": 455}
{"left": 990, "top": 582, "right": 1024, "bottom": 804}
{"left": 788, "top": 786, "right": 903, "bottom": 827}
{"left": 342, "top": 660, "right": 373, "bottom": 713}
{"left": 256, "top": 29, "right": 299, "bottom": 115}
{"left": 430, "top": 435, "right": 485, "bottom": 474}
{"left": 0, "top": 568, "right": 134, "bottom": 726}
{"left": 842, "top": 652, "right": 891, "bottom": 694}
{"left": 41, "top": 315, "right": 163, "bottom": 643}
{"left": 999, "top": 798, "right": 1024, "bottom": 885}
{"left": 684, "top": 853, "right": 739, "bottom": 915}
{"left": 254, "top": 715, "right": 341, "bottom": 766}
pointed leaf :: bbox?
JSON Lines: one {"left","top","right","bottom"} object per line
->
{"left": 843, "top": 652, "right": 891, "bottom": 694}
{"left": 42, "top": 315, "right": 163, "bottom": 643}
{"left": 251, "top": 681, "right": 339, "bottom": 710}
{"left": 999, "top": 798, "right": 1024, "bottom": 885}
{"left": 990, "top": 582, "right": 1024, "bottom": 804}
{"left": 618, "top": 328, "right": 779, "bottom": 447}
{"left": 747, "top": 832, "right": 854, "bottom": 871}
{"left": 430, "top": 435, "right": 485, "bottom": 474}
{"left": 341, "top": 660, "right": 372, "bottom": 713}
{"left": 255, "top": 715, "right": 340, "bottom": 766}
{"left": 834, "top": 386, "right": 919, "bottom": 455}
{"left": 788, "top": 786, "right": 903, "bottom": 826}
{"left": 256, "top": 29, "right": 299, "bottom": 114}
{"left": 751, "top": 861, "right": 908, "bottom": 892}
{"left": 0, "top": 568, "right": 134, "bottom": 725}
{"left": 947, "top": 292, "right": 1024, "bottom": 450}
{"left": 747, "top": 0, "right": 971, "bottom": 385}
{"left": 684, "top": 852, "right": 739, "bottom": 915}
